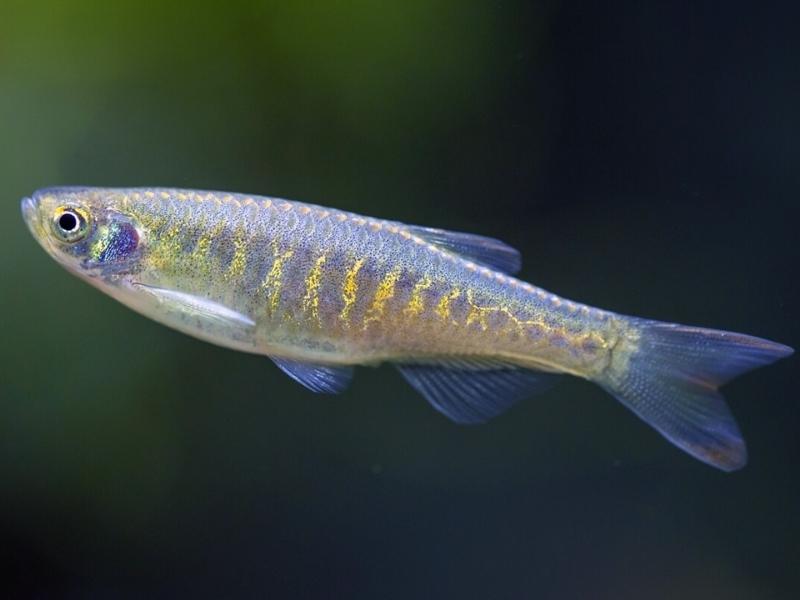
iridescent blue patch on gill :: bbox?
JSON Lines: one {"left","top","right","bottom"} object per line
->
{"left": 98, "top": 222, "right": 139, "bottom": 263}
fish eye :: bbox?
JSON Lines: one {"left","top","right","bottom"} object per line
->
{"left": 52, "top": 207, "right": 89, "bottom": 243}
{"left": 58, "top": 212, "right": 78, "bottom": 231}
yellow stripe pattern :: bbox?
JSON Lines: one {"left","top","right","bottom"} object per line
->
{"left": 340, "top": 257, "right": 366, "bottom": 326}
{"left": 363, "top": 267, "right": 402, "bottom": 329}
{"left": 435, "top": 287, "right": 461, "bottom": 324}
{"left": 260, "top": 243, "right": 295, "bottom": 315}
{"left": 302, "top": 253, "right": 328, "bottom": 325}
{"left": 404, "top": 276, "right": 433, "bottom": 317}
{"left": 226, "top": 227, "right": 249, "bottom": 280}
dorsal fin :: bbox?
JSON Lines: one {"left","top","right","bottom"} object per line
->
{"left": 396, "top": 359, "right": 559, "bottom": 424}
{"left": 408, "top": 226, "right": 522, "bottom": 275}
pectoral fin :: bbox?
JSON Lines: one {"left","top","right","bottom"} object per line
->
{"left": 132, "top": 283, "right": 256, "bottom": 329}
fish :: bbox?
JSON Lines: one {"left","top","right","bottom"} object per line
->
{"left": 21, "top": 186, "right": 793, "bottom": 471}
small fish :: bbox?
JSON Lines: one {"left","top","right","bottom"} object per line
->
{"left": 22, "top": 187, "right": 792, "bottom": 471}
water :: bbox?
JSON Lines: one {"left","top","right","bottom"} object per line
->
{"left": 0, "top": 2, "right": 797, "bottom": 598}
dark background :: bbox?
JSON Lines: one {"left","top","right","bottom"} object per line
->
{"left": 1, "top": 2, "right": 798, "bottom": 598}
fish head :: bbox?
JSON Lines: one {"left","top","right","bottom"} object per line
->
{"left": 22, "top": 187, "right": 143, "bottom": 283}
{"left": 22, "top": 186, "right": 259, "bottom": 349}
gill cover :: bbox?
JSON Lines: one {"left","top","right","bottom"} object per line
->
{"left": 86, "top": 218, "right": 141, "bottom": 268}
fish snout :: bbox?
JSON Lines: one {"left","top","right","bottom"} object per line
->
{"left": 20, "top": 196, "right": 36, "bottom": 229}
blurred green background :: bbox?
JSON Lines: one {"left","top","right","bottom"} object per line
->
{"left": 1, "top": 1, "right": 798, "bottom": 598}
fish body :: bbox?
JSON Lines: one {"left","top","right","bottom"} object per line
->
{"left": 22, "top": 186, "right": 792, "bottom": 471}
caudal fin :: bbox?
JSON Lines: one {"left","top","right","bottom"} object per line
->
{"left": 600, "top": 320, "right": 793, "bottom": 471}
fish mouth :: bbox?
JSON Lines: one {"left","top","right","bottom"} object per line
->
{"left": 20, "top": 195, "right": 55, "bottom": 258}
{"left": 20, "top": 196, "right": 34, "bottom": 225}
{"left": 20, "top": 196, "right": 41, "bottom": 239}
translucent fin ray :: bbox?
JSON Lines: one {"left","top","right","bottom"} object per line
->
{"left": 271, "top": 358, "right": 354, "bottom": 394}
{"left": 601, "top": 320, "right": 793, "bottom": 471}
{"left": 396, "top": 358, "right": 559, "bottom": 424}
{"left": 132, "top": 283, "right": 255, "bottom": 328}
{"left": 409, "top": 226, "right": 522, "bottom": 275}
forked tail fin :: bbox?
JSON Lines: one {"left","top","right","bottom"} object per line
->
{"left": 599, "top": 320, "right": 793, "bottom": 471}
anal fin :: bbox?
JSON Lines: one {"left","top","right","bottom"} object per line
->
{"left": 396, "top": 358, "right": 559, "bottom": 424}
